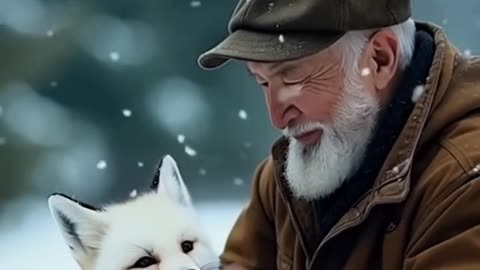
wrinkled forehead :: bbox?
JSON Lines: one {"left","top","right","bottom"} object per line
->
{"left": 246, "top": 46, "right": 341, "bottom": 76}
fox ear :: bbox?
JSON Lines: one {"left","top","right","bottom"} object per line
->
{"left": 48, "top": 193, "right": 107, "bottom": 268}
{"left": 151, "top": 155, "right": 192, "bottom": 207}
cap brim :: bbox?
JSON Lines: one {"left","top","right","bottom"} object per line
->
{"left": 198, "top": 29, "right": 345, "bottom": 70}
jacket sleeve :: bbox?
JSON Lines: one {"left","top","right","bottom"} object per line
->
{"left": 404, "top": 177, "right": 480, "bottom": 270}
{"left": 220, "top": 158, "right": 277, "bottom": 270}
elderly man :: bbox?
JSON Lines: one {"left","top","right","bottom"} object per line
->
{"left": 198, "top": 0, "right": 480, "bottom": 269}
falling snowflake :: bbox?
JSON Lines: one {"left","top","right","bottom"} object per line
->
{"left": 238, "top": 109, "right": 248, "bottom": 120}
{"left": 130, "top": 189, "right": 138, "bottom": 198}
{"left": 110, "top": 51, "right": 120, "bottom": 62}
{"left": 177, "top": 134, "right": 185, "bottom": 143}
{"left": 190, "top": 0, "right": 201, "bottom": 7}
{"left": 122, "top": 109, "right": 132, "bottom": 117}
{"left": 464, "top": 49, "right": 472, "bottom": 57}
{"left": 473, "top": 164, "right": 480, "bottom": 174}
{"left": 278, "top": 34, "right": 285, "bottom": 43}
{"left": 185, "top": 145, "right": 197, "bottom": 156}
{"left": 411, "top": 85, "right": 425, "bottom": 103}
{"left": 199, "top": 168, "right": 207, "bottom": 176}
{"left": 233, "top": 177, "right": 244, "bottom": 186}
{"left": 0, "top": 137, "right": 6, "bottom": 146}
{"left": 361, "top": 67, "right": 371, "bottom": 77}
{"left": 243, "top": 141, "right": 252, "bottom": 148}
{"left": 267, "top": 2, "right": 274, "bottom": 12}
{"left": 442, "top": 18, "right": 448, "bottom": 25}
{"left": 96, "top": 160, "right": 107, "bottom": 169}
{"left": 46, "top": 29, "right": 54, "bottom": 37}
{"left": 50, "top": 81, "right": 58, "bottom": 87}
{"left": 137, "top": 162, "right": 144, "bottom": 167}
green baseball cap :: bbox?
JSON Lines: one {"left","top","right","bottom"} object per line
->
{"left": 198, "top": 0, "right": 411, "bottom": 70}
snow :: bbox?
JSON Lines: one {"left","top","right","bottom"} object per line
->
{"left": 233, "top": 177, "right": 244, "bottom": 186}
{"left": 177, "top": 134, "right": 185, "bottom": 143}
{"left": 199, "top": 168, "right": 207, "bottom": 176}
{"left": 46, "top": 29, "right": 54, "bottom": 37}
{"left": 0, "top": 137, "right": 6, "bottom": 146}
{"left": 361, "top": 67, "right": 371, "bottom": 77}
{"left": 243, "top": 141, "right": 252, "bottom": 148}
{"left": 137, "top": 162, "right": 144, "bottom": 167}
{"left": 267, "top": 2, "right": 274, "bottom": 12}
{"left": 109, "top": 51, "right": 120, "bottom": 62}
{"left": 96, "top": 160, "right": 107, "bottom": 169}
{"left": 122, "top": 109, "right": 132, "bottom": 117}
{"left": 238, "top": 109, "right": 248, "bottom": 120}
{"left": 278, "top": 34, "right": 285, "bottom": 43}
{"left": 190, "top": 1, "right": 201, "bottom": 7}
{"left": 442, "top": 18, "right": 448, "bottom": 25}
{"left": 129, "top": 189, "right": 138, "bottom": 198}
{"left": 472, "top": 164, "right": 480, "bottom": 174}
{"left": 464, "top": 49, "right": 472, "bottom": 56}
{"left": 411, "top": 85, "right": 426, "bottom": 103}
{"left": 147, "top": 77, "right": 210, "bottom": 140}
{"left": 184, "top": 145, "right": 197, "bottom": 156}
{"left": 50, "top": 81, "right": 58, "bottom": 87}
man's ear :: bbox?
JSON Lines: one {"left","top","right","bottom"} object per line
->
{"left": 363, "top": 29, "right": 400, "bottom": 91}
{"left": 150, "top": 155, "right": 192, "bottom": 207}
{"left": 48, "top": 193, "right": 107, "bottom": 268}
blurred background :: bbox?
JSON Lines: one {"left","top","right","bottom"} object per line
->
{"left": 0, "top": 0, "right": 478, "bottom": 269}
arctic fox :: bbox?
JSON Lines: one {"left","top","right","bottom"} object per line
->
{"left": 48, "top": 155, "right": 220, "bottom": 270}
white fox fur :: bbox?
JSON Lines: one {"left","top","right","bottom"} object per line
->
{"left": 48, "top": 155, "right": 219, "bottom": 270}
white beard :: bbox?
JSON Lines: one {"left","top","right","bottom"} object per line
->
{"left": 283, "top": 69, "right": 380, "bottom": 200}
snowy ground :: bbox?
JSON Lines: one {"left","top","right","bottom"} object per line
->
{"left": 0, "top": 200, "right": 244, "bottom": 270}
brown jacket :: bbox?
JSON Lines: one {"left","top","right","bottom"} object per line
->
{"left": 220, "top": 22, "right": 480, "bottom": 270}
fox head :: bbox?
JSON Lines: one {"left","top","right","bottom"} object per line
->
{"left": 48, "top": 155, "right": 219, "bottom": 270}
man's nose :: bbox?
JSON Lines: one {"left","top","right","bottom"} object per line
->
{"left": 264, "top": 86, "right": 300, "bottom": 130}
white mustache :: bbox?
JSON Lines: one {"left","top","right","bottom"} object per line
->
{"left": 282, "top": 121, "right": 325, "bottom": 138}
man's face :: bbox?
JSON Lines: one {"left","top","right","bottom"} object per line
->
{"left": 247, "top": 44, "right": 381, "bottom": 199}
{"left": 247, "top": 46, "right": 346, "bottom": 145}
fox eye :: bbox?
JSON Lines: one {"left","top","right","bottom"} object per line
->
{"left": 131, "top": 256, "right": 157, "bottom": 268}
{"left": 181, "top": 240, "right": 194, "bottom": 253}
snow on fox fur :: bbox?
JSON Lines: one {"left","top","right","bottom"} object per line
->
{"left": 48, "top": 155, "right": 220, "bottom": 270}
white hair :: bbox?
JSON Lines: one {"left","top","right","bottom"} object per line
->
{"left": 334, "top": 18, "right": 416, "bottom": 73}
